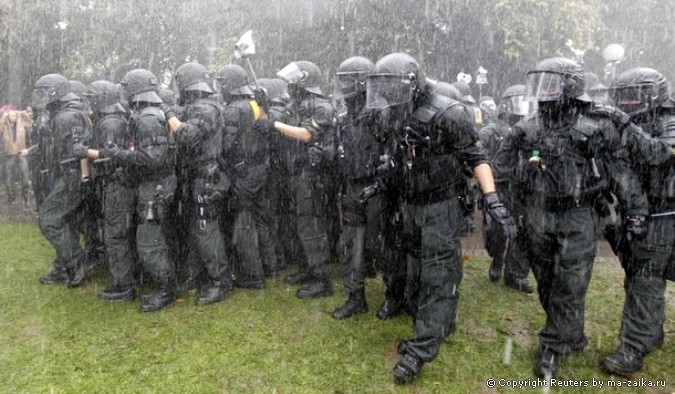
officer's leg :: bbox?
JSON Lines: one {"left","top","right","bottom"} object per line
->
{"left": 604, "top": 218, "right": 672, "bottom": 376}
{"left": 232, "top": 209, "right": 264, "bottom": 289}
{"left": 395, "top": 198, "right": 462, "bottom": 383}
{"left": 99, "top": 181, "right": 136, "bottom": 301}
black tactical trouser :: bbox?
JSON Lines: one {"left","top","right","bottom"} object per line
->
{"left": 619, "top": 215, "right": 674, "bottom": 355}
{"left": 339, "top": 181, "right": 371, "bottom": 293}
{"left": 399, "top": 194, "right": 463, "bottom": 363}
{"left": 232, "top": 186, "right": 277, "bottom": 281}
{"left": 276, "top": 172, "right": 307, "bottom": 270}
{"left": 38, "top": 173, "right": 87, "bottom": 272}
{"left": 379, "top": 190, "right": 407, "bottom": 305}
{"left": 294, "top": 171, "right": 331, "bottom": 281}
{"left": 102, "top": 178, "right": 136, "bottom": 287}
{"left": 187, "top": 177, "right": 231, "bottom": 286}
{"left": 526, "top": 206, "right": 596, "bottom": 355}
{"left": 135, "top": 175, "right": 177, "bottom": 286}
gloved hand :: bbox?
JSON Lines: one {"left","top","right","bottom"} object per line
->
{"left": 72, "top": 143, "right": 89, "bottom": 159}
{"left": 358, "top": 182, "right": 381, "bottom": 204}
{"left": 253, "top": 119, "right": 275, "bottom": 134}
{"left": 160, "top": 103, "right": 177, "bottom": 120}
{"left": 483, "top": 191, "right": 518, "bottom": 239}
{"left": 100, "top": 146, "right": 124, "bottom": 159}
{"left": 624, "top": 214, "right": 648, "bottom": 240}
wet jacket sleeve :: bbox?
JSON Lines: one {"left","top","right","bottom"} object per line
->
{"left": 599, "top": 119, "right": 648, "bottom": 215}
{"left": 116, "top": 113, "right": 171, "bottom": 171}
{"left": 621, "top": 122, "right": 673, "bottom": 167}
{"left": 438, "top": 105, "right": 488, "bottom": 168}
{"left": 301, "top": 101, "right": 334, "bottom": 145}
{"left": 176, "top": 103, "right": 220, "bottom": 150}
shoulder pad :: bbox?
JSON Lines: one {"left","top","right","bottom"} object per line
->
{"left": 587, "top": 103, "right": 630, "bottom": 125}
{"left": 654, "top": 114, "right": 675, "bottom": 144}
{"left": 413, "top": 92, "right": 461, "bottom": 124}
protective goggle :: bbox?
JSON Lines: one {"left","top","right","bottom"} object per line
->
{"left": 365, "top": 74, "right": 414, "bottom": 109}
{"left": 525, "top": 72, "right": 565, "bottom": 102}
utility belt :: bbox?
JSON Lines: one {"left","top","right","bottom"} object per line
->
{"left": 538, "top": 195, "right": 595, "bottom": 212}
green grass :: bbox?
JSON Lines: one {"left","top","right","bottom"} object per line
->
{"left": 0, "top": 221, "right": 673, "bottom": 394}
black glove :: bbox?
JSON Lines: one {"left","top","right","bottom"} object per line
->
{"left": 483, "top": 191, "right": 517, "bottom": 239}
{"left": 253, "top": 119, "right": 275, "bottom": 134}
{"left": 358, "top": 182, "right": 381, "bottom": 204}
{"left": 160, "top": 103, "right": 177, "bottom": 120}
{"left": 72, "top": 143, "right": 89, "bottom": 159}
{"left": 624, "top": 214, "right": 648, "bottom": 241}
{"left": 100, "top": 146, "right": 124, "bottom": 159}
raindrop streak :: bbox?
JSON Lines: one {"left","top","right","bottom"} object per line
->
{"left": 503, "top": 337, "right": 512, "bottom": 365}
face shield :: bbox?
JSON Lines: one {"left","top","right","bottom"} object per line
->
{"left": 611, "top": 84, "right": 657, "bottom": 115}
{"left": 525, "top": 72, "right": 565, "bottom": 102}
{"left": 31, "top": 87, "right": 55, "bottom": 110}
{"left": 506, "top": 95, "right": 537, "bottom": 116}
{"left": 333, "top": 73, "right": 364, "bottom": 99}
{"left": 276, "top": 62, "right": 306, "bottom": 85}
{"left": 366, "top": 74, "right": 413, "bottom": 109}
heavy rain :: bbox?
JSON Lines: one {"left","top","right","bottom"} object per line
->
{"left": 0, "top": 0, "right": 674, "bottom": 392}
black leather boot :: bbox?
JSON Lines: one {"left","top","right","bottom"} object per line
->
{"left": 140, "top": 287, "right": 176, "bottom": 312}
{"left": 39, "top": 267, "right": 70, "bottom": 284}
{"left": 296, "top": 279, "right": 334, "bottom": 299}
{"left": 534, "top": 346, "right": 559, "bottom": 378}
{"left": 196, "top": 281, "right": 232, "bottom": 305}
{"left": 332, "top": 290, "right": 368, "bottom": 319}
{"left": 504, "top": 276, "right": 534, "bottom": 294}
{"left": 98, "top": 284, "right": 135, "bottom": 302}
{"left": 284, "top": 270, "right": 314, "bottom": 285}
{"left": 376, "top": 297, "right": 404, "bottom": 320}
{"left": 66, "top": 263, "right": 87, "bottom": 288}
{"left": 602, "top": 343, "right": 644, "bottom": 377}
{"left": 488, "top": 258, "right": 503, "bottom": 282}
{"left": 393, "top": 353, "right": 423, "bottom": 384}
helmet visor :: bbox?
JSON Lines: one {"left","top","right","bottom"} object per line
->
{"left": 507, "top": 95, "right": 537, "bottom": 116}
{"left": 525, "top": 72, "right": 565, "bottom": 102}
{"left": 31, "top": 87, "right": 53, "bottom": 109}
{"left": 366, "top": 74, "right": 413, "bottom": 109}
{"left": 333, "top": 72, "right": 364, "bottom": 99}
{"left": 276, "top": 62, "right": 305, "bottom": 85}
{"left": 611, "top": 84, "right": 657, "bottom": 115}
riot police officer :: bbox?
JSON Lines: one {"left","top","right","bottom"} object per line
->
{"left": 33, "top": 73, "right": 92, "bottom": 287}
{"left": 256, "top": 60, "right": 336, "bottom": 299}
{"left": 479, "top": 84, "right": 534, "bottom": 293}
{"left": 80, "top": 80, "right": 135, "bottom": 301}
{"left": 603, "top": 67, "right": 675, "bottom": 376}
{"left": 163, "top": 62, "right": 233, "bottom": 305}
{"left": 330, "top": 56, "right": 380, "bottom": 318}
{"left": 75, "top": 69, "right": 178, "bottom": 312}
{"left": 366, "top": 53, "right": 517, "bottom": 384}
{"left": 493, "top": 57, "right": 649, "bottom": 378}
{"left": 217, "top": 64, "right": 275, "bottom": 289}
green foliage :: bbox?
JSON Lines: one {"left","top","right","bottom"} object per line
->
{"left": 0, "top": 221, "right": 673, "bottom": 393}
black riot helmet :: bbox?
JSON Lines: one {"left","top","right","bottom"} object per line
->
{"left": 158, "top": 88, "right": 177, "bottom": 106}
{"left": 610, "top": 67, "right": 672, "bottom": 116}
{"left": 431, "top": 81, "right": 461, "bottom": 100}
{"left": 84, "top": 80, "right": 125, "bottom": 114}
{"left": 120, "top": 69, "right": 162, "bottom": 105}
{"left": 451, "top": 81, "right": 476, "bottom": 104}
{"left": 366, "top": 52, "right": 427, "bottom": 109}
{"left": 174, "top": 62, "right": 213, "bottom": 96}
{"left": 256, "top": 78, "right": 290, "bottom": 105}
{"left": 501, "top": 84, "right": 537, "bottom": 116}
{"left": 70, "top": 80, "right": 87, "bottom": 97}
{"left": 215, "top": 64, "right": 253, "bottom": 97}
{"left": 525, "top": 57, "right": 590, "bottom": 103}
{"left": 32, "top": 73, "right": 72, "bottom": 109}
{"left": 276, "top": 60, "right": 323, "bottom": 96}
{"left": 333, "top": 56, "right": 374, "bottom": 99}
